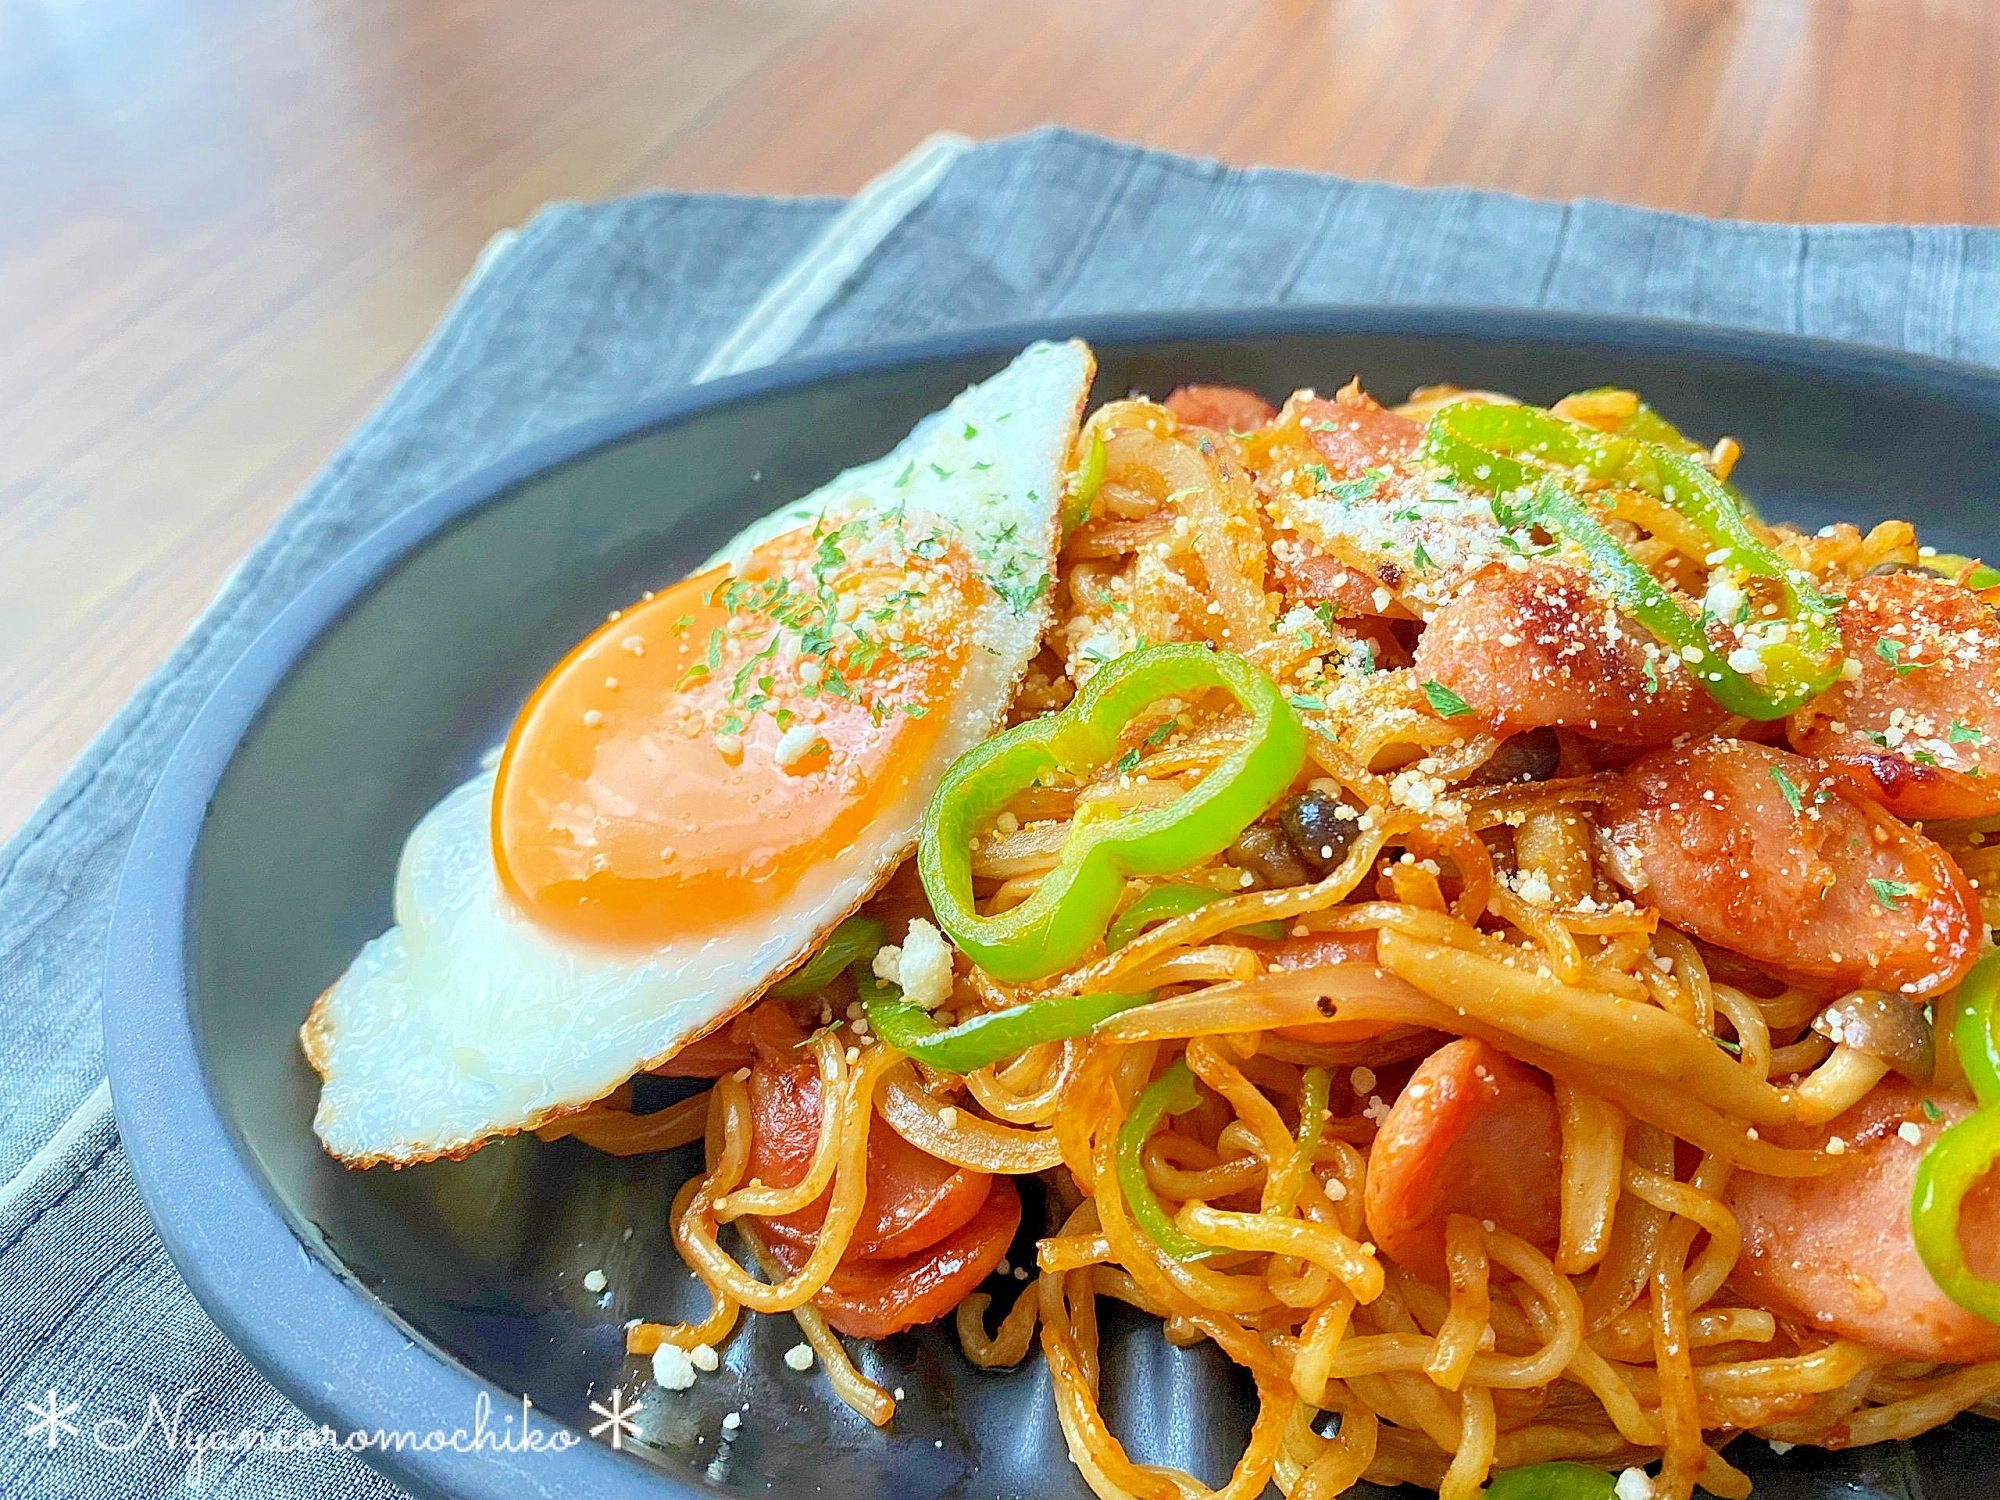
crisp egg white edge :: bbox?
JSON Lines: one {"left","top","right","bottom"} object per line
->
{"left": 303, "top": 339, "right": 1096, "bottom": 1167}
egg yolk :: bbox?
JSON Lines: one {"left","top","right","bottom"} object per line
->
{"left": 492, "top": 511, "right": 981, "bottom": 949}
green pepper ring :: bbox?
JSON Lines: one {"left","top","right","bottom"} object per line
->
{"left": 1912, "top": 1106, "right": 2000, "bottom": 1326}
{"left": 1116, "top": 1059, "right": 1218, "bottom": 1262}
{"left": 856, "top": 963, "right": 1154, "bottom": 1075}
{"left": 1951, "top": 949, "right": 2000, "bottom": 1111}
{"left": 768, "top": 914, "right": 886, "bottom": 999}
{"left": 1104, "top": 881, "right": 1288, "bottom": 952}
{"left": 1479, "top": 1461, "right": 1619, "bottom": 1499}
{"left": 917, "top": 642, "right": 1307, "bottom": 984}
{"left": 1910, "top": 951, "right": 2000, "bottom": 1323}
{"left": 1424, "top": 401, "right": 1842, "bottom": 721}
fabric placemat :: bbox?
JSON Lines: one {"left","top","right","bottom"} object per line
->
{"left": 8, "top": 124, "right": 2000, "bottom": 1498}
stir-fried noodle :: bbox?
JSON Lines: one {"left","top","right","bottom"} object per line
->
{"left": 561, "top": 378, "right": 2000, "bottom": 1500}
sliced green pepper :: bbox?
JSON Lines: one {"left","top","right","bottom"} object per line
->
{"left": 1605, "top": 393, "right": 1708, "bottom": 456}
{"left": 918, "top": 642, "right": 1307, "bottom": 983}
{"left": 769, "top": 915, "right": 888, "bottom": 998}
{"left": 1922, "top": 552, "right": 2000, "bottom": 590}
{"left": 1912, "top": 951, "right": 2000, "bottom": 1325}
{"left": 1270, "top": 1066, "right": 1330, "bottom": 1216}
{"left": 1062, "top": 431, "right": 1108, "bottom": 534}
{"left": 1579, "top": 388, "right": 1763, "bottom": 515}
{"left": 857, "top": 964, "right": 1153, "bottom": 1073}
{"left": 1912, "top": 1107, "right": 2000, "bottom": 1325}
{"left": 1480, "top": 1461, "right": 1618, "bottom": 1499}
{"left": 1952, "top": 951, "right": 2000, "bottom": 1110}
{"left": 1424, "top": 401, "right": 1841, "bottom": 720}
{"left": 1104, "top": 882, "right": 1287, "bottom": 953}
{"left": 1117, "top": 1059, "right": 1217, "bottom": 1262}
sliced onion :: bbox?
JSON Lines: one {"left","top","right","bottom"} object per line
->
{"left": 876, "top": 1063, "right": 1065, "bottom": 1172}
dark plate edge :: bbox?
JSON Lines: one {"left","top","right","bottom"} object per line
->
{"left": 101, "top": 305, "right": 2000, "bottom": 1500}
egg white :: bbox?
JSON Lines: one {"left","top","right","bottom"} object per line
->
{"left": 304, "top": 339, "right": 1095, "bottom": 1166}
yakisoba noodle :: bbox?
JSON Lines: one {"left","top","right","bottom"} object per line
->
{"left": 557, "top": 374, "right": 2000, "bottom": 1499}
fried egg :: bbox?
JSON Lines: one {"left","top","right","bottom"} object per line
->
{"left": 303, "top": 340, "right": 1095, "bottom": 1166}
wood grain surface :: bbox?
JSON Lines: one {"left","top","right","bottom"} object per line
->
{"left": 4, "top": 0, "right": 1997, "bottom": 840}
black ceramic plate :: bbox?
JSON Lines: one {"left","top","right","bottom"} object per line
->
{"left": 105, "top": 310, "right": 2000, "bottom": 1500}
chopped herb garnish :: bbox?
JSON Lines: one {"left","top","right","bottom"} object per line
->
{"left": 1422, "top": 679, "right": 1476, "bottom": 718}
{"left": 1861, "top": 728, "right": 1891, "bottom": 747}
{"left": 963, "top": 423, "right": 978, "bottom": 439}
{"left": 929, "top": 463, "right": 952, "bottom": 481}
{"left": 1642, "top": 656, "right": 1660, "bottom": 696}
{"left": 1769, "top": 765, "right": 1803, "bottom": 814}
{"left": 1313, "top": 601, "right": 1339, "bottom": 632}
{"left": 1913, "top": 749, "right": 1940, "bottom": 766}
{"left": 1411, "top": 539, "right": 1436, "bottom": 572}
{"left": 1111, "top": 719, "right": 1177, "bottom": 770}
{"left": 895, "top": 461, "right": 916, "bottom": 488}
{"left": 1923, "top": 1098, "right": 1943, "bottom": 1121}
{"left": 1327, "top": 472, "right": 1383, "bottom": 505}
{"left": 1713, "top": 1036, "right": 1743, "bottom": 1056}
{"left": 1288, "top": 694, "right": 1329, "bottom": 713}
{"left": 1868, "top": 877, "right": 1917, "bottom": 910}
{"left": 990, "top": 573, "right": 1051, "bottom": 616}
{"left": 1875, "top": 637, "right": 1930, "bottom": 677}
{"left": 1950, "top": 720, "right": 1985, "bottom": 744}
{"left": 902, "top": 703, "right": 929, "bottom": 719}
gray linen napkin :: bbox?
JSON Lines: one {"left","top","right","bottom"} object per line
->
{"left": 8, "top": 125, "right": 2000, "bottom": 1498}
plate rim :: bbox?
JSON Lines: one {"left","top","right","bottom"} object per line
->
{"left": 102, "top": 304, "right": 2000, "bottom": 1500}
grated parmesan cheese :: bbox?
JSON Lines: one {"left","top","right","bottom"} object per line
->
{"left": 653, "top": 1343, "right": 697, "bottom": 1391}
{"left": 874, "top": 918, "right": 956, "bottom": 1009}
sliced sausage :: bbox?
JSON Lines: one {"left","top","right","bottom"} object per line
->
{"left": 1165, "top": 383, "right": 1278, "bottom": 434}
{"left": 1730, "top": 1080, "right": 2000, "bottom": 1362}
{"left": 1362, "top": 1038, "right": 1562, "bottom": 1278}
{"left": 1789, "top": 569, "right": 2000, "bottom": 820}
{"left": 1598, "top": 738, "right": 1981, "bottom": 997}
{"left": 1413, "top": 562, "right": 1725, "bottom": 745}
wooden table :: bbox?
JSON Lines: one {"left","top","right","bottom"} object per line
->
{"left": 4, "top": 0, "right": 1996, "bottom": 840}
